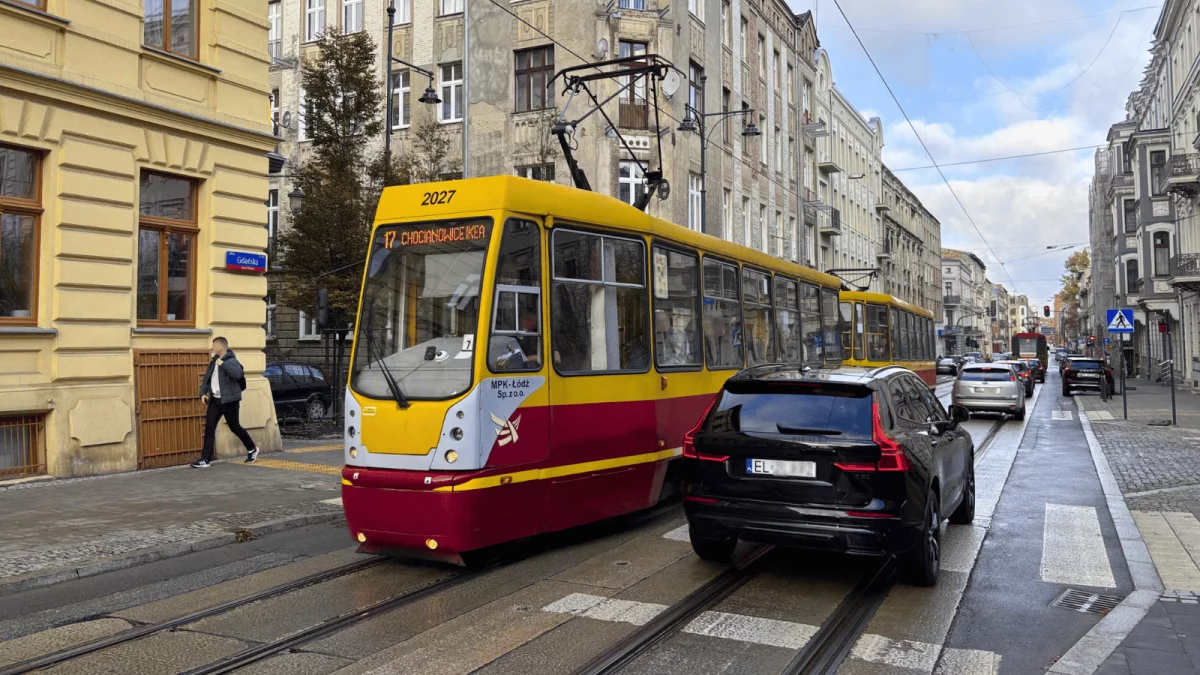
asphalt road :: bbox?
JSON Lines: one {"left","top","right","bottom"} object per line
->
{"left": 0, "top": 372, "right": 1124, "bottom": 675}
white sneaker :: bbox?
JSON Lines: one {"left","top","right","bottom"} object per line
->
{"left": 191, "top": 460, "right": 211, "bottom": 468}
{"left": 245, "top": 447, "right": 259, "bottom": 464}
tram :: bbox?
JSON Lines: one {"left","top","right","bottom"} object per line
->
{"left": 339, "top": 175, "right": 853, "bottom": 562}
{"left": 837, "top": 291, "right": 938, "bottom": 386}
{"left": 1012, "top": 332, "right": 1049, "bottom": 371}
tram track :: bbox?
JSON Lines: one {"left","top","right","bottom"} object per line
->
{"left": 0, "top": 556, "right": 385, "bottom": 675}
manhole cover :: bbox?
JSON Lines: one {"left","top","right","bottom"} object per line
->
{"left": 1051, "top": 588, "right": 1122, "bottom": 614}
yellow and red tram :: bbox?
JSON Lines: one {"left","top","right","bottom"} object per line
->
{"left": 837, "top": 291, "right": 938, "bottom": 386}
{"left": 340, "top": 175, "right": 860, "bottom": 561}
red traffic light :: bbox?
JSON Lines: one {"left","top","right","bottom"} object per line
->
{"left": 1043, "top": 305, "right": 1051, "bottom": 317}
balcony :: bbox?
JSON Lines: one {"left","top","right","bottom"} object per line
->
{"left": 1171, "top": 253, "right": 1200, "bottom": 292}
{"left": 874, "top": 202, "right": 890, "bottom": 213}
{"left": 618, "top": 100, "right": 649, "bottom": 130}
{"left": 1108, "top": 173, "right": 1132, "bottom": 196}
{"left": 944, "top": 295, "right": 963, "bottom": 307}
{"left": 1164, "top": 154, "right": 1200, "bottom": 198}
{"left": 817, "top": 154, "right": 843, "bottom": 174}
{"left": 876, "top": 238, "right": 892, "bottom": 260}
{"left": 801, "top": 187, "right": 819, "bottom": 226}
{"left": 818, "top": 207, "right": 842, "bottom": 236}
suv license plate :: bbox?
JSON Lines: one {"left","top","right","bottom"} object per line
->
{"left": 746, "top": 459, "right": 816, "bottom": 478}
{"left": 1079, "top": 373, "right": 1098, "bottom": 378}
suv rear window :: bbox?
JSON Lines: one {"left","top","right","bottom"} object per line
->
{"left": 959, "top": 368, "right": 1012, "bottom": 382}
{"left": 1071, "top": 360, "right": 1102, "bottom": 370}
{"left": 712, "top": 387, "right": 874, "bottom": 439}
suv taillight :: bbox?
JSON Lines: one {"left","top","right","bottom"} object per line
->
{"left": 836, "top": 398, "right": 910, "bottom": 472}
{"left": 682, "top": 396, "right": 726, "bottom": 462}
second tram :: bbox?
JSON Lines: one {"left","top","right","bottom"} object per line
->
{"left": 838, "top": 291, "right": 938, "bottom": 386}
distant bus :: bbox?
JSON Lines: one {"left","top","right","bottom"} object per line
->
{"left": 1012, "top": 332, "right": 1048, "bottom": 371}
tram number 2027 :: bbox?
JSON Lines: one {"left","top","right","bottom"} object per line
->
{"left": 421, "top": 190, "right": 456, "bottom": 206}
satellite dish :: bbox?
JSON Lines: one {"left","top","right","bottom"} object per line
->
{"left": 657, "top": 179, "right": 671, "bottom": 201}
{"left": 661, "top": 70, "right": 681, "bottom": 98}
{"left": 595, "top": 38, "right": 609, "bottom": 60}
{"left": 281, "top": 111, "right": 292, "bottom": 129}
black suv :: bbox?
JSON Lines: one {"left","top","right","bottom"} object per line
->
{"left": 1062, "top": 358, "right": 1114, "bottom": 396}
{"left": 682, "top": 365, "right": 975, "bottom": 586}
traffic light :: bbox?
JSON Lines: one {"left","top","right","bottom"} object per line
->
{"left": 1043, "top": 305, "right": 1051, "bottom": 317}
{"left": 1088, "top": 335, "right": 1096, "bottom": 346}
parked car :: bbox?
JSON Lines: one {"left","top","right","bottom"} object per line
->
{"left": 952, "top": 363, "right": 1026, "bottom": 420}
{"left": 1023, "top": 358, "right": 1046, "bottom": 383}
{"left": 1062, "top": 358, "right": 1114, "bottom": 396}
{"left": 996, "top": 360, "right": 1035, "bottom": 397}
{"left": 937, "top": 358, "right": 960, "bottom": 375}
{"left": 265, "top": 362, "right": 333, "bottom": 420}
{"left": 681, "top": 365, "right": 975, "bottom": 586}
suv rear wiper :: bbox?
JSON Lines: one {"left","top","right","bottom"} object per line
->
{"left": 776, "top": 424, "right": 843, "bottom": 436}
{"left": 364, "top": 307, "right": 410, "bottom": 409}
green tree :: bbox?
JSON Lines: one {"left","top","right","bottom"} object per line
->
{"left": 392, "top": 116, "right": 461, "bottom": 184}
{"left": 278, "top": 28, "right": 391, "bottom": 323}
{"left": 1058, "top": 248, "right": 1091, "bottom": 341}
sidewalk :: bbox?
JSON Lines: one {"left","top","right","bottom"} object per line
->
{"left": 1075, "top": 384, "right": 1200, "bottom": 673}
{"left": 0, "top": 439, "right": 349, "bottom": 595}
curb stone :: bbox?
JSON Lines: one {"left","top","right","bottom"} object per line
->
{"left": 1046, "top": 403, "right": 1164, "bottom": 675}
{"left": 0, "top": 510, "right": 347, "bottom": 597}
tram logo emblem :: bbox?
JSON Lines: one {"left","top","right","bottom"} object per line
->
{"left": 490, "top": 412, "right": 522, "bottom": 446}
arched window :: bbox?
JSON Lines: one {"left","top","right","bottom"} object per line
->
{"left": 1155, "top": 231, "right": 1171, "bottom": 277}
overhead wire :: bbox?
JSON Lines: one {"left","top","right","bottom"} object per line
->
{"left": 831, "top": 0, "right": 1021, "bottom": 296}
{"left": 832, "top": 4, "right": 1160, "bottom": 36}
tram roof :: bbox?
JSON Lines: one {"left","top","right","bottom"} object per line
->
{"left": 376, "top": 175, "right": 843, "bottom": 289}
{"left": 838, "top": 290, "right": 934, "bottom": 319}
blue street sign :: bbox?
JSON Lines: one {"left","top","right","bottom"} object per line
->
{"left": 1104, "top": 337, "right": 1111, "bottom": 347}
{"left": 225, "top": 251, "right": 267, "bottom": 273}
{"left": 1106, "top": 308, "right": 1135, "bottom": 334}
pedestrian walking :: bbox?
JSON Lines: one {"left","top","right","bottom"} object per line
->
{"left": 193, "top": 337, "right": 259, "bottom": 468}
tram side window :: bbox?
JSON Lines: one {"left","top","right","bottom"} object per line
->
{"left": 652, "top": 246, "right": 701, "bottom": 368}
{"left": 551, "top": 229, "right": 648, "bottom": 373}
{"left": 853, "top": 303, "right": 866, "bottom": 360}
{"left": 839, "top": 302, "right": 853, "bottom": 360}
{"left": 703, "top": 259, "right": 743, "bottom": 369}
{"left": 897, "top": 311, "right": 909, "bottom": 361}
{"left": 889, "top": 308, "right": 899, "bottom": 362}
{"left": 775, "top": 277, "right": 803, "bottom": 365}
{"left": 490, "top": 219, "right": 542, "bottom": 372}
{"left": 904, "top": 312, "right": 915, "bottom": 361}
{"left": 743, "top": 269, "right": 773, "bottom": 366}
{"left": 800, "top": 283, "right": 822, "bottom": 366}
{"left": 866, "top": 304, "right": 889, "bottom": 362}
{"left": 822, "top": 289, "right": 844, "bottom": 363}
{"left": 922, "top": 318, "right": 932, "bottom": 360}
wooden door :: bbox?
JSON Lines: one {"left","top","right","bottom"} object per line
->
{"left": 135, "top": 351, "right": 209, "bottom": 468}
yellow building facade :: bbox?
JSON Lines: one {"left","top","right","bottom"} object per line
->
{"left": 0, "top": 0, "right": 281, "bottom": 478}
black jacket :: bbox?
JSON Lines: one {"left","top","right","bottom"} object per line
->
{"left": 200, "top": 349, "right": 247, "bottom": 403}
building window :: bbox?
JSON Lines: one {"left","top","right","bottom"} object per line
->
{"left": 741, "top": 196, "right": 750, "bottom": 247}
{"left": 391, "top": 71, "right": 410, "bottom": 129}
{"left": 515, "top": 46, "right": 554, "bottom": 113}
{"left": 343, "top": 0, "right": 363, "bottom": 33}
{"left": 722, "top": 188, "right": 731, "bottom": 241}
{"left": 618, "top": 161, "right": 646, "bottom": 206}
{"left": 721, "top": 1, "right": 730, "bottom": 45}
{"left": 788, "top": 216, "right": 797, "bottom": 260}
{"left": 137, "top": 171, "right": 197, "bottom": 326}
{"left": 758, "top": 34, "right": 766, "bottom": 78}
{"left": 773, "top": 50, "right": 781, "bottom": 89}
{"left": 739, "top": 17, "right": 747, "bottom": 60}
{"left": 516, "top": 164, "right": 555, "bottom": 182}
{"left": 721, "top": 88, "right": 731, "bottom": 143}
{"left": 298, "top": 311, "right": 320, "bottom": 340}
{"left": 688, "top": 173, "right": 703, "bottom": 231}
{"left": 619, "top": 0, "right": 646, "bottom": 8}
{"left": 1151, "top": 150, "right": 1167, "bottom": 196}
{"left": 440, "top": 0, "right": 463, "bottom": 16}
{"left": 268, "top": 1, "right": 281, "bottom": 59}
{"left": 1126, "top": 259, "right": 1140, "bottom": 292}
{"left": 774, "top": 126, "right": 781, "bottom": 172}
{"left": 144, "top": 0, "right": 197, "bottom": 59}
{"left": 270, "top": 89, "right": 280, "bottom": 129}
{"left": 788, "top": 136, "right": 795, "bottom": 180}
{"left": 439, "top": 63, "right": 464, "bottom": 122}
{"left": 395, "top": 0, "right": 412, "bottom": 22}
{"left": 689, "top": 0, "right": 703, "bottom": 18}
{"left": 1155, "top": 231, "right": 1171, "bottom": 276}
{"left": 758, "top": 204, "right": 766, "bottom": 251}
{"left": 305, "top": 0, "right": 324, "bottom": 42}
{"left": 265, "top": 292, "right": 277, "bottom": 339}
{"left": 759, "top": 113, "right": 767, "bottom": 162}
{"left": 0, "top": 145, "right": 41, "bottom": 325}
{"left": 1123, "top": 198, "right": 1137, "bottom": 233}
{"left": 741, "top": 101, "right": 751, "bottom": 157}
{"left": 267, "top": 188, "right": 278, "bottom": 263}
{"left": 688, "top": 62, "right": 704, "bottom": 115}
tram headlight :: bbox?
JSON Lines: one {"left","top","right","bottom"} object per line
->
{"left": 451, "top": 427, "right": 463, "bottom": 441}
{"left": 349, "top": 447, "right": 358, "bottom": 459}
{"left": 445, "top": 450, "right": 459, "bottom": 463}
{"left": 357, "top": 532, "right": 366, "bottom": 543}
{"left": 425, "top": 538, "right": 439, "bottom": 550}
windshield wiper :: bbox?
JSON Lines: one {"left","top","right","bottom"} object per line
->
{"left": 364, "top": 307, "right": 409, "bottom": 410}
{"left": 776, "top": 424, "right": 843, "bottom": 436}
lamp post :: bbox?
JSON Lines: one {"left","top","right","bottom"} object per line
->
{"left": 677, "top": 100, "right": 759, "bottom": 237}
{"left": 384, "top": 0, "right": 441, "bottom": 161}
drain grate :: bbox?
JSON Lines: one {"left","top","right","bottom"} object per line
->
{"left": 1051, "top": 588, "right": 1123, "bottom": 614}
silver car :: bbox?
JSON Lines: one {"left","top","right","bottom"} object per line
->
{"left": 952, "top": 363, "right": 1026, "bottom": 421}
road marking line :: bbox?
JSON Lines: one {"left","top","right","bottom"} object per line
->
{"left": 544, "top": 593, "right": 1000, "bottom": 672}
{"left": 662, "top": 525, "right": 690, "bottom": 541}
{"left": 1041, "top": 504, "right": 1116, "bottom": 588}
{"left": 1051, "top": 410, "right": 1073, "bottom": 421}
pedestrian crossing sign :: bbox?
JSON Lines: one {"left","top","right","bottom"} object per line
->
{"left": 1106, "top": 308, "right": 1134, "bottom": 333}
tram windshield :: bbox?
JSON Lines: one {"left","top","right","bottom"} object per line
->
{"left": 352, "top": 218, "right": 492, "bottom": 401}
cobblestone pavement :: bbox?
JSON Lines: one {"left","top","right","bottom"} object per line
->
{"left": 0, "top": 442, "right": 347, "bottom": 583}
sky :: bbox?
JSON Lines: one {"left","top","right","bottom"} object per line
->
{"left": 785, "top": 0, "right": 1163, "bottom": 308}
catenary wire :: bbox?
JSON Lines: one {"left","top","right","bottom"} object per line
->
{"left": 890, "top": 145, "right": 1106, "bottom": 171}
{"left": 831, "top": 0, "right": 1021, "bottom": 296}
{"left": 825, "top": 4, "right": 1160, "bottom": 36}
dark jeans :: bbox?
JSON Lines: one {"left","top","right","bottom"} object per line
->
{"left": 201, "top": 397, "right": 256, "bottom": 462}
